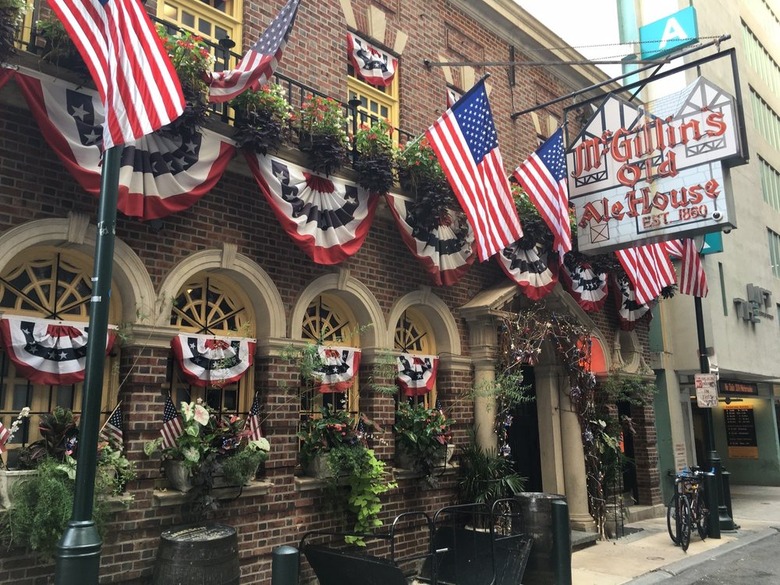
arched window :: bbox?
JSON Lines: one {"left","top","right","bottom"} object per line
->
{"left": 0, "top": 248, "right": 120, "bottom": 449}
{"left": 300, "top": 294, "right": 359, "bottom": 417}
{"left": 169, "top": 274, "right": 254, "bottom": 415}
{"left": 394, "top": 307, "right": 437, "bottom": 407}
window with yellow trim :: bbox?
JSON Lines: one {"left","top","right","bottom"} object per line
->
{"left": 300, "top": 295, "right": 360, "bottom": 418}
{"left": 394, "top": 307, "right": 437, "bottom": 407}
{"left": 169, "top": 274, "right": 255, "bottom": 416}
{"left": 348, "top": 67, "right": 399, "bottom": 138}
{"left": 0, "top": 249, "right": 121, "bottom": 452}
{"left": 158, "top": 0, "right": 243, "bottom": 69}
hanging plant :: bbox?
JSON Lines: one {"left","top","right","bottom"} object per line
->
{"left": 396, "top": 136, "right": 460, "bottom": 232}
{"left": 352, "top": 118, "right": 396, "bottom": 194}
{"left": 295, "top": 95, "right": 349, "bottom": 176}
{"left": 230, "top": 83, "right": 292, "bottom": 155}
{"left": 34, "top": 14, "right": 89, "bottom": 78}
{"left": 0, "top": 0, "right": 26, "bottom": 64}
{"left": 156, "top": 25, "right": 213, "bottom": 136}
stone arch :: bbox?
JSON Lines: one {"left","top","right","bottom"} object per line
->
{"left": 156, "top": 246, "right": 286, "bottom": 339}
{"left": 289, "top": 270, "right": 385, "bottom": 348}
{"left": 386, "top": 287, "right": 461, "bottom": 356}
{"left": 0, "top": 214, "right": 156, "bottom": 324}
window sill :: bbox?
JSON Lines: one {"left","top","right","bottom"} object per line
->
{"left": 294, "top": 463, "right": 459, "bottom": 491}
{"left": 151, "top": 480, "right": 273, "bottom": 507}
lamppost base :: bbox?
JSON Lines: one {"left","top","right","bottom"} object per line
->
{"left": 55, "top": 520, "right": 102, "bottom": 585}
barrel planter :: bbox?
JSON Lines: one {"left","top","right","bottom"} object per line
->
{"left": 152, "top": 523, "right": 240, "bottom": 585}
{"left": 515, "top": 492, "right": 567, "bottom": 585}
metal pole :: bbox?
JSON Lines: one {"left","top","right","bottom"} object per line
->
{"left": 551, "top": 499, "right": 571, "bottom": 585}
{"left": 693, "top": 296, "right": 735, "bottom": 534}
{"left": 55, "top": 145, "right": 121, "bottom": 584}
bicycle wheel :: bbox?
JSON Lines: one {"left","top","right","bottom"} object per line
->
{"left": 666, "top": 495, "right": 679, "bottom": 545}
{"left": 695, "top": 495, "right": 709, "bottom": 540}
{"left": 679, "top": 496, "right": 692, "bottom": 552}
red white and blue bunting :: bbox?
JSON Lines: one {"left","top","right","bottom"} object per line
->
{"left": 559, "top": 259, "right": 609, "bottom": 313}
{"left": 0, "top": 67, "right": 11, "bottom": 92}
{"left": 614, "top": 275, "right": 652, "bottom": 331}
{"left": 0, "top": 316, "right": 116, "bottom": 385}
{"left": 396, "top": 353, "right": 438, "bottom": 397}
{"left": 245, "top": 152, "right": 378, "bottom": 264}
{"left": 312, "top": 346, "right": 361, "bottom": 393}
{"left": 171, "top": 334, "right": 256, "bottom": 388}
{"left": 346, "top": 32, "right": 397, "bottom": 87}
{"left": 497, "top": 241, "right": 558, "bottom": 300}
{"left": 11, "top": 67, "right": 236, "bottom": 220}
{"left": 385, "top": 194, "right": 475, "bottom": 286}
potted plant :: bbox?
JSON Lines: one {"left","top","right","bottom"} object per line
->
{"left": 297, "top": 405, "right": 359, "bottom": 477}
{"left": 295, "top": 95, "right": 349, "bottom": 175}
{"left": 156, "top": 25, "right": 213, "bottom": 135}
{"left": 0, "top": 0, "right": 26, "bottom": 63}
{"left": 230, "top": 83, "right": 292, "bottom": 155}
{"left": 96, "top": 441, "right": 138, "bottom": 496}
{"left": 353, "top": 118, "right": 396, "bottom": 194}
{"left": 458, "top": 435, "right": 525, "bottom": 529}
{"left": 144, "top": 400, "right": 270, "bottom": 494}
{"left": 393, "top": 401, "right": 453, "bottom": 484}
{"left": 14, "top": 406, "right": 78, "bottom": 470}
{"left": 0, "top": 406, "right": 32, "bottom": 508}
{"left": 33, "top": 13, "right": 89, "bottom": 76}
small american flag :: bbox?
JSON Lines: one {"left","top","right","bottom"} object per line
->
{"left": 160, "top": 396, "right": 183, "bottom": 450}
{"left": 0, "top": 421, "right": 10, "bottom": 453}
{"left": 616, "top": 243, "right": 677, "bottom": 305}
{"left": 246, "top": 392, "right": 263, "bottom": 442}
{"left": 99, "top": 403, "right": 124, "bottom": 449}
{"left": 514, "top": 129, "right": 572, "bottom": 257}
{"left": 46, "top": 0, "right": 185, "bottom": 149}
{"left": 426, "top": 80, "right": 523, "bottom": 261}
{"left": 208, "top": 0, "right": 301, "bottom": 103}
{"left": 666, "top": 239, "right": 708, "bottom": 297}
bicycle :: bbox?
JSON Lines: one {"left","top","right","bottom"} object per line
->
{"left": 666, "top": 467, "right": 709, "bottom": 551}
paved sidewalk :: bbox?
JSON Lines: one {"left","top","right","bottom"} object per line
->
{"left": 571, "top": 485, "right": 780, "bottom": 584}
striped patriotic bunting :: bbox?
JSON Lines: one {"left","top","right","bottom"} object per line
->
{"left": 46, "top": 0, "right": 185, "bottom": 149}
{"left": 426, "top": 79, "right": 523, "bottom": 261}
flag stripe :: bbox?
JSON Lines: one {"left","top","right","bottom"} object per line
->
{"left": 616, "top": 243, "right": 677, "bottom": 305}
{"left": 47, "top": 0, "right": 185, "bottom": 149}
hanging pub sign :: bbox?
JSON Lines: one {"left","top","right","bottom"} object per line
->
{"left": 566, "top": 76, "right": 743, "bottom": 253}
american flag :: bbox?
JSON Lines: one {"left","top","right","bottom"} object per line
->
{"left": 46, "top": 0, "right": 185, "bottom": 149}
{"left": 426, "top": 80, "right": 523, "bottom": 261}
{"left": 514, "top": 129, "right": 572, "bottom": 257}
{"left": 246, "top": 392, "right": 263, "bottom": 442}
{"left": 666, "top": 239, "right": 709, "bottom": 297}
{"left": 99, "top": 403, "right": 124, "bottom": 449}
{"left": 616, "top": 243, "right": 677, "bottom": 305}
{"left": 160, "top": 395, "right": 183, "bottom": 450}
{"left": 208, "top": 0, "right": 301, "bottom": 103}
{"left": 0, "top": 421, "right": 10, "bottom": 453}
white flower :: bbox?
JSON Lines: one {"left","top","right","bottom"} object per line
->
{"left": 180, "top": 401, "right": 194, "bottom": 422}
{"left": 183, "top": 447, "right": 200, "bottom": 462}
{"left": 193, "top": 404, "right": 210, "bottom": 426}
{"left": 19, "top": 407, "right": 30, "bottom": 418}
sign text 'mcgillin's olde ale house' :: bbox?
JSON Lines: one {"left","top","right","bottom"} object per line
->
{"left": 566, "top": 77, "right": 745, "bottom": 253}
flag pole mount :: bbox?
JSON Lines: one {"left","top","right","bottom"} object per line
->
{"left": 54, "top": 146, "right": 121, "bottom": 585}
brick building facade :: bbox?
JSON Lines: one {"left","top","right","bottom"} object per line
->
{"left": 0, "top": 0, "right": 662, "bottom": 582}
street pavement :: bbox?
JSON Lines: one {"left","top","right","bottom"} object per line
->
{"left": 571, "top": 485, "right": 780, "bottom": 584}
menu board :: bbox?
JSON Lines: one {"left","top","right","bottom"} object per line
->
{"left": 723, "top": 406, "right": 758, "bottom": 459}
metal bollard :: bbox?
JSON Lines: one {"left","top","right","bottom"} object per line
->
{"left": 272, "top": 545, "right": 299, "bottom": 585}
{"left": 551, "top": 499, "right": 572, "bottom": 585}
{"left": 722, "top": 469, "right": 736, "bottom": 528}
{"left": 704, "top": 472, "right": 720, "bottom": 539}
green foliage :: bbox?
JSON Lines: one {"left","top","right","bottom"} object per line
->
{"left": 96, "top": 442, "right": 137, "bottom": 496}
{"left": 230, "top": 83, "right": 293, "bottom": 155}
{"left": 16, "top": 406, "right": 77, "bottom": 469}
{"left": 1, "top": 458, "right": 108, "bottom": 559}
{"left": 155, "top": 25, "right": 214, "bottom": 91}
{"left": 601, "top": 373, "right": 656, "bottom": 406}
{"left": 297, "top": 95, "right": 349, "bottom": 141}
{"left": 221, "top": 446, "right": 268, "bottom": 486}
{"left": 325, "top": 446, "right": 396, "bottom": 546}
{"left": 458, "top": 435, "right": 525, "bottom": 522}
{"left": 353, "top": 119, "right": 396, "bottom": 194}
{"left": 297, "top": 406, "right": 359, "bottom": 468}
{"left": 394, "top": 402, "right": 453, "bottom": 484}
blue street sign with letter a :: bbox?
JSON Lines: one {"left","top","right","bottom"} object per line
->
{"left": 639, "top": 7, "right": 698, "bottom": 60}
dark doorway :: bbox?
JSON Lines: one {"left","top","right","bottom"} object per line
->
{"left": 507, "top": 366, "right": 543, "bottom": 492}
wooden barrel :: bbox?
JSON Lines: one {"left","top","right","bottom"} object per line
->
{"left": 515, "top": 492, "right": 567, "bottom": 585}
{"left": 152, "top": 523, "right": 240, "bottom": 585}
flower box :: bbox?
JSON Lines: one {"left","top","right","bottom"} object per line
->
{"left": 0, "top": 468, "right": 38, "bottom": 509}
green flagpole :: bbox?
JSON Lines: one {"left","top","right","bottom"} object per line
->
{"left": 55, "top": 145, "right": 121, "bottom": 585}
